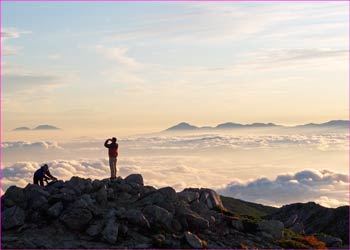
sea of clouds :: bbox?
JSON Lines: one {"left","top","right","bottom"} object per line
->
{"left": 2, "top": 132, "right": 349, "bottom": 208}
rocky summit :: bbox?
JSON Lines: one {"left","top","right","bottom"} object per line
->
{"left": 1, "top": 174, "right": 348, "bottom": 249}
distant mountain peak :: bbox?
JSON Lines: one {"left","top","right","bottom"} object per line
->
{"left": 166, "top": 122, "right": 198, "bottom": 131}
{"left": 33, "top": 125, "right": 60, "bottom": 130}
{"left": 297, "top": 120, "right": 349, "bottom": 128}
{"left": 13, "top": 127, "right": 31, "bottom": 131}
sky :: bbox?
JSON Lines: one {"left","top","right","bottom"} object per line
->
{"left": 2, "top": 1, "right": 349, "bottom": 138}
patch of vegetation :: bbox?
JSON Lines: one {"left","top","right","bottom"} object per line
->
{"left": 278, "top": 229, "right": 327, "bottom": 249}
{"left": 220, "top": 195, "right": 278, "bottom": 218}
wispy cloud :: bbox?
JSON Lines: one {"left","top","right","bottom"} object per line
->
{"left": 95, "top": 45, "right": 142, "bottom": 70}
{"left": 1, "top": 27, "right": 30, "bottom": 56}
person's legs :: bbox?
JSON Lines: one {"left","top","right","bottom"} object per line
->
{"left": 33, "top": 176, "right": 39, "bottom": 185}
{"left": 109, "top": 157, "right": 116, "bottom": 179}
{"left": 39, "top": 178, "right": 44, "bottom": 186}
{"left": 115, "top": 158, "right": 118, "bottom": 177}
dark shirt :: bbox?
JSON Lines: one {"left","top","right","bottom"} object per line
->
{"left": 34, "top": 168, "right": 54, "bottom": 180}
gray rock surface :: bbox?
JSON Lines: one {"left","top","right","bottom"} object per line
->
{"left": 258, "top": 220, "right": 284, "bottom": 240}
{"left": 1, "top": 174, "right": 347, "bottom": 249}
{"left": 125, "top": 174, "right": 144, "bottom": 185}
{"left": 184, "top": 231, "right": 204, "bottom": 248}
{"left": 2, "top": 206, "right": 26, "bottom": 230}
{"left": 47, "top": 202, "right": 64, "bottom": 218}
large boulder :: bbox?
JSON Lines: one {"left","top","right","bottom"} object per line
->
{"left": 24, "top": 184, "right": 50, "bottom": 199}
{"left": 125, "top": 174, "right": 144, "bottom": 186}
{"left": 184, "top": 231, "right": 204, "bottom": 248}
{"left": 176, "top": 202, "right": 209, "bottom": 230}
{"left": 59, "top": 199, "right": 94, "bottom": 231}
{"left": 137, "top": 190, "right": 164, "bottom": 206}
{"left": 2, "top": 186, "right": 26, "bottom": 209}
{"left": 158, "top": 187, "right": 177, "bottom": 202}
{"left": 185, "top": 212, "right": 210, "bottom": 231}
{"left": 314, "top": 233, "right": 343, "bottom": 248}
{"left": 231, "top": 219, "right": 244, "bottom": 231}
{"left": 47, "top": 202, "right": 64, "bottom": 218}
{"left": 102, "top": 220, "right": 119, "bottom": 244}
{"left": 30, "top": 196, "right": 49, "bottom": 211}
{"left": 2, "top": 206, "right": 26, "bottom": 230}
{"left": 94, "top": 186, "right": 108, "bottom": 205}
{"left": 48, "top": 190, "right": 76, "bottom": 204}
{"left": 143, "top": 205, "right": 173, "bottom": 230}
{"left": 24, "top": 184, "right": 50, "bottom": 210}
{"left": 199, "top": 189, "right": 224, "bottom": 210}
{"left": 66, "top": 176, "right": 93, "bottom": 195}
{"left": 45, "top": 180, "right": 65, "bottom": 194}
{"left": 123, "top": 209, "right": 150, "bottom": 228}
{"left": 86, "top": 220, "right": 104, "bottom": 237}
{"left": 178, "top": 189, "right": 200, "bottom": 203}
{"left": 258, "top": 220, "right": 284, "bottom": 240}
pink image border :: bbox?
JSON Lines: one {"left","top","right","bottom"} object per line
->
{"left": 0, "top": 0, "right": 349, "bottom": 249}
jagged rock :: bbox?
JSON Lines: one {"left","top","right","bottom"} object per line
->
{"left": 284, "top": 214, "right": 298, "bottom": 227}
{"left": 184, "top": 231, "right": 204, "bottom": 248}
{"left": 24, "top": 184, "right": 50, "bottom": 210}
{"left": 48, "top": 190, "right": 76, "bottom": 204}
{"left": 152, "top": 234, "right": 166, "bottom": 247}
{"left": 46, "top": 180, "right": 65, "bottom": 194}
{"left": 125, "top": 174, "right": 143, "bottom": 186}
{"left": 92, "top": 179, "right": 103, "bottom": 192}
{"left": 66, "top": 176, "right": 92, "bottom": 195}
{"left": 158, "top": 187, "right": 177, "bottom": 201}
{"left": 102, "top": 220, "right": 119, "bottom": 244}
{"left": 123, "top": 209, "right": 150, "bottom": 228}
{"left": 86, "top": 220, "right": 104, "bottom": 237}
{"left": 24, "top": 184, "right": 50, "bottom": 198}
{"left": 119, "top": 224, "right": 128, "bottom": 236}
{"left": 185, "top": 212, "right": 210, "bottom": 230}
{"left": 258, "top": 220, "right": 284, "bottom": 240}
{"left": 47, "top": 202, "right": 63, "bottom": 218}
{"left": 2, "top": 174, "right": 348, "bottom": 249}
{"left": 60, "top": 206, "right": 93, "bottom": 231}
{"left": 265, "top": 202, "right": 349, "bottom": 243}
{"left": 106, "top": 188, "right": 114, "bottom": 200}
{"left": 172, "top": 219, "right": 182, "bottom": 232}
{"left": 290, "top": 222, "right": 304, "bottom": 234}
{"left": 199, "top": 189, "right": 224, "bottom": 210}
{"left": 190, "top": 200, "right": 209, "bottom": 215}
{"left": 143, "top": 204, "right": 173, "bottom": 230}
{"left": 115, "top": 207, "right": 126, "bottom": 218}
{"left": 176, "top": 202, "right": 209, "bottom": 230}
{"left": 3, "top": 186, "right": 26, "bottom": 209}
{"left": 30, "top": 196, "right": 49, "bottom": 211}
{"left": 178, "top": 189, "right": 200, "bottom": 203}
{"left": 95, "top": 186, "right": 107, "bottom": 205}
{"left": 231, "top": 219, "right": 244, "bottom": 231}
{"left": 314, "top": 233, "right": 342, "bottom": 248}
{"left": 2, "top": 206, "right": 26, "bottom": 230}
{"left": 137, "top": 190, "right": 164, "bottom": 206}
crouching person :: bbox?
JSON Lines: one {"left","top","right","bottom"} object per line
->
{"left": 33, "top": 164, "right": 57, "bottom": 186}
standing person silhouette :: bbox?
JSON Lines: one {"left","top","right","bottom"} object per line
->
{"left": 104, "top": 137, "right": 119, "bottom": 180}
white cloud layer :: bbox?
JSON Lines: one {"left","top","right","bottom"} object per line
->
{"left": 2, "top": 159, "right": 348, "bottom": 208}
{"left": 2, "top": 131, "right": 348, "bottom": 208}
{"left": 217, "top": 169, "right": 349, "bottom": 208}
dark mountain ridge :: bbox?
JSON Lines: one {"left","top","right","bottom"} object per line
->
{"left": 166, "top": 120, "right": 349, "bottom": 131}
{"left": 13, "top": 124, "right": 60, "bottom": 131}
{"left": 2, "top": 174, "right": 348, "bottom": 249}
